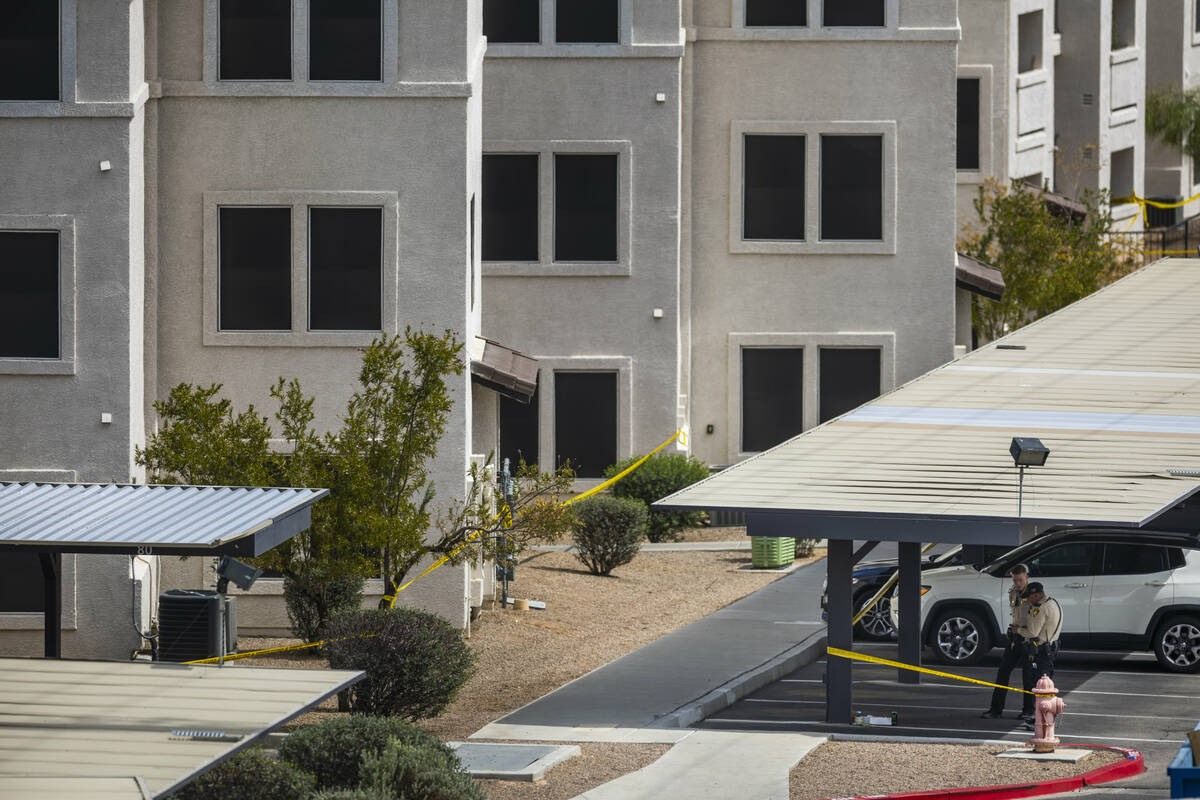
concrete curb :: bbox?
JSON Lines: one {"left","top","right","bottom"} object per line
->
{"left": 448, "top": 742, "right": 581, "bottom": 781}
{"left": 651, "top": 628, "right": 827, "bottom": 729}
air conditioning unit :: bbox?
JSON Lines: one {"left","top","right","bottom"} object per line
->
{"left": 158, "top": 589, "right": 222, "bottom": 662}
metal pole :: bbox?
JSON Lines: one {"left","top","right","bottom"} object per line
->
{"left": 825, "top": 539, "right": 853, "bottom": 724}
{"left": 39, "top": 552, "right": 61, "bottom": 658}
{"left": 897, "top": 541, "right": 921, "bottom": 684}
{"left": 1018, "top": 464, "right": 1026, "bottom": 518}
{"left": 500, "top": 458, "right": 513, "bottom": 609}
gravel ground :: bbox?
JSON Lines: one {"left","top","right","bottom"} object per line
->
{"left": 789, "top": 741, "right": 1124, "bottom": 800}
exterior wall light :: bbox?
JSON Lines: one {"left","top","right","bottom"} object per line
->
{"left": 1010, "top": 436, "right": 1050, "bottom": 466}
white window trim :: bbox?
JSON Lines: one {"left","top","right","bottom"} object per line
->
{"left": 730, "top": 121, "right": 897, "bottom": 255}
{"left": 482, "top": 140, "right": 633, "bottom": 276}
{"left": 728, "top": 0, "right": 899, "bottom": 40}
{"left": 202, "top": 0, "right": 400, "bottom": 95}
{"left": 0, "top": 0, "right": 79, "bottom": 117}
{"left": 727, "top": 332, "right": 895, "bottom": 463}
{"left": 203, "top": 191, "right": 399, "bottom": 347}
{"left": 957, "top": 65, "right": 994, "bottom": 183}
{"left": 0, "top": 215, "right": 76, "bottom": 375}
{"left": 484, "top": 0, "right": 636, "bottom": 56}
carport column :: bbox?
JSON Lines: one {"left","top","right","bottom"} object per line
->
{"left": 897, "top": 541, "right": 921, "bottom": 684}
{"left": 825, "top": 538, "right": 853, "bottom": 723}
{"left": 39, "top": 552, "right": 61, "bottom": 658}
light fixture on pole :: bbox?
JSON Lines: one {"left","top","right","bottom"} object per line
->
{"left": 1010, "top": 437, "right": 1050, "bottom": 517}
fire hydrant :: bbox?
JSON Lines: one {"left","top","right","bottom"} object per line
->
{"left": 1028, "top": 674, "right": 1066, "bottom": 753}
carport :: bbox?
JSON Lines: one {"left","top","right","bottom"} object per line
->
{"left": 658, "top": 259, "right": 1200, "bottom": 723}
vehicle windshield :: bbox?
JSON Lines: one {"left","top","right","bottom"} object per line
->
{"left": 979, "top": 535, "right": 1055, "bottom": 575}
{"left": 930, "top": 545, "right": 963, "bottom": 567}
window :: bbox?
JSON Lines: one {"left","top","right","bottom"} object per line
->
{"left": 0, "top": 231, "right": 59, "bottom": 359}
{"left": 818, "top": 348, "right": 880, "bottom": 423}
{"left": 820, "top": 135, "right": 882, "bottom": 241}
{"left": 1028, "top": 543, "right": 1099, "bottom": 577}
{"left": 309, "top": 207, "right": 382, "bottom": 331}
{"left": 1193, "top": 156, "right": 1200, "bottom": 187}
{"left": 555, "top": 372, "right": 617, "bottom": 478}
{"left": 484, "top": 0, "right": 540, "bottom": 43}
{"left": 554, "top": 154, "right": 617, "bottom": 262}
{"left": 0, "top": 553, "right": 44, "bottom": 613}
{"left": 500, "top": 387, "right": 539, "bottom": 471}
{"left": 823, "top": 0, "right": 884, "bottom": 27}
{"left": 1111, "top": 0, "right": 1135, "bottom": 50}
{"left": 555, "top": 0, "right": 617, "bottom": 44}
{"left": 1196, "top": 0, "right": 1200, "bottom": 34}
{"left": 742, "top": 348, "right": 803, "bottom": 453}
{"left": 746, "top": 0, "right": 807, "bottom": 27}
{"left": 0, "top": 0, "right": 58, "bottom": 100}
{"left": 1101, "top": 544, "right": 1167, "bottom": 575}
{"left": 1017, "top": 11, "right": 1042, "bottom": 73}
{"left": 743, "top": 135, "right": 805, "bottom": 241}
{"left": 482, "top": 155, "right": 539, "bottom": 262}
{"left": 309, "top": 0, "right": 382, "bottom": 81}
{"left": 219, "top": 0, "right": 291, "bottom": 80}
{"left": 1110, "top": 147, "right": 1134, "bottom": 199}
{"left": 957, "top": 78, "right": 981, "bottom": 171}
{"left": 218, "top": 207, "right": 292, "bottom": 331}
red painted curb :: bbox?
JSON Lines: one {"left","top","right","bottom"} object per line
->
{"left": 831, "top": 744, "right": 1145, "bottom": 800}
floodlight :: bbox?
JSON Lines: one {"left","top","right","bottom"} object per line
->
{"left": 1009, "top": 437, "right": 1050, "bottom": 467}
{"left": 215, "top": 556, "right": 262, "bottom": 592}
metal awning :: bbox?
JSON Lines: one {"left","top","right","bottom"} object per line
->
{"left": 955, "top": 252, "right": 1005, "bottom": 300}
{"left": 469, "top": 336, "right": 539, "bottom": 403}
{"left": 0, "top": 657, "right": 363, "bottom": 799}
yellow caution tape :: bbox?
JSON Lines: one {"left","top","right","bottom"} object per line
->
{"left": 850, "top": 542, "right": 938, "bottom": 627}
{"left": 184, "top": 634, "right": 376, "bottom": 665}
{"left": 828, "top": 646, "right": 1045, "bottom": 696}
{"left": 563, "top": 429, "right": 685, "bottom": 507}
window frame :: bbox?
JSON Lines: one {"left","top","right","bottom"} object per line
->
{"left": 0, "top": 0, "right": 79, "bottom": 115}
{"left": 306, "top": 205, "right": 385, "bottom": 332}
{"left": 956, "top": 65, "right": 993, "bottom": 183}
{"left": 203, "top": 191, "right": 398, "bottom": 347}
{"left": 484, "top": 0, "right": 634, "bottom": 55}
{"left": 729, "top": 0, "right": 899, "bottom": 39}
{"left": 482, "top": 140, "right": 632, "bottom": 276}
{"left": 216, "top": 0, "right": 294, "bottom": 82}
{"left": 0, "top": 215, "right": 76, "bottom": 375}
{"left": 730, "top": 121, "right": 896, "bottom": 255}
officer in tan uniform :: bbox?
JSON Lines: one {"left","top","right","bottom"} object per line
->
{"left": 982, "top": 564, "right": 1034, "bottom": 721}
{"left": 1018, "top": 581, "right": 1063, "bottom": 687}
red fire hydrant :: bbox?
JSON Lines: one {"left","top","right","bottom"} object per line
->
{"left": 1029, "top": 674, "right": 1066, "bottom": 753}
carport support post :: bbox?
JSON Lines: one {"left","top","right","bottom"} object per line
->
{"left": 39, "top": 552, "right": 61, "bottom": 658}
{"left": 897, "top": 541, "right": 921, "bottom": 684}
{"left": 825, "top": 538, "right": 853, "bottom": 723}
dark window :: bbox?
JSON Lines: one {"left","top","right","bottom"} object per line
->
{"left": 1168, "top": 547, "right": 1187, "bottom": 569}
{"left": 0, "top": 231, "right": 58, "bottom": 359}
{"left": 482, "top": 154, "right": 539, "bottom": 261}
{"left": 555, "top": 372, "right": 617, "bottom": 478}
{"left": 309, "top": 207, "right": 382, "bottom": 331}
{"left": 1100, "top": 544, "right": 1167, "bottom": 575}
{"left": 746, "top": 0, "right": 807, "bottom": 26}
{"left": 1028, "top": 543, "right": 1099, "bottom": 577}
{"left": 957, "top": 78, "right": 981, "bottom": 170}
{"left": 485, "top": 0, "right": 540, "bottom": 43}
{"left": 500, "top": 387, "right": 539, "bottom": 471}
{"left": 742, "top": 348, "right": 803, "bottom": 452}
{"left": 218, "top": 207, "right": 292, "bottom": 331}
{"left": 310, "top": 0, "right": 382, "bottom": 81}
{"left": 0, "top": 0, "right": 58, "bottom": 100}
{"left": 743, "top": 135, "right": 805, "bottom": 241}
{"left": 0, "top": 553, "right": 45, "bottom": 612}
{"left": 219, "top": 0, "right": 291, "bottom": 80}
{"left": 820, "top": 135, "right": 882, "bottom": 240}
{"left": 556, "top": 0, "right": 618, "bottom": 43}
{"left": 469, "top": 194, "right": 476, "bottom": 309}
{"left": 823, "top": 0, "right": 885, "bottom": 27}
{"left": 819, "top": 348, "right": 880, "bottom": 423}
{"left": 554, "top": 154, "right": 618, "bottom": 261}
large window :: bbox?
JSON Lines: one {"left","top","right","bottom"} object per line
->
{"left": 219, "top": 0, "right": 291, "bottom": 80}
{"left": 500, "top": 387, "right": 539, "bottom": 471}
{"left": 742, "top": 348, "right": 804, "bottom": 453}
{"left": 820, "top": 135, "right": 882, "bottom": 241}
{"left": 554, "top": 154, "right": 617, "bottom": 262}
{"left": 823, "top": 0, "right": 884, "bottom": 27}
{"left": 308, "top": 207, "right": 382, "bottom": 331}
{"left": 484, "top": 0, "right": 540, "bottom": 43}
{"left": 0, "top": 231, "right": 59, "bottom": 358}
{"left": 0, "top": 0, "right": 58, "bottom": 100}
{"left": 555, "top": 372, "right": 617, "bottom": 478}
{"left": 555, "top": 0, "right": 618, "bottom": 44}
{"left": 309, "top": 0, "right": 382, "bottom": 81}
{"left": 746, "top": 0, "right": 807, "bottom": 27}
{"left": 957, "top": 78, "right": 981, "bottom": 171}
{"left": 0, "top": 554, "right": 44, "bottom": 613}
{"left": 482, "top": 155, "right": 539, "bottom": 262}
{"left": 819, "top": 348, "right": 880, "bottom": 423}
{"left": 743, "top": 135, "right": 806, "bottom": 241}
{"left": 218, "top": 207, "right": 292, "bottom": 331}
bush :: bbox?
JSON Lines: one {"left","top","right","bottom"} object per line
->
{"left": 571, "top": 495, "right": 647, "bottom": 576}
{"left": 283, "top": 565, "right": 366, "bottom": 644}
{"left": 795, "top": 538, "right": 819, "bottom": 557}
{"left": 605, "top": 453, "right": 709, "bottom": 542}
{"left": 311, "top": 790, "right": 388, "bottom": 800}
{"left": 359, "top": 739, "right": 484, "bottom": 800}
{"left": 321, "top": 607, "right": 476, "bottom": 719}
{"left": 171, "top": 747, "right": 315, "bottom": 800}
{"left": 279, "top": 715, "right": 451, "bottom": 789}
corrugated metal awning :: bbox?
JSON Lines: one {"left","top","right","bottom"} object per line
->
{"left": 0, "top": 483, "right": 328, "bottom": 556}
{"left": 658, "top": 259, "right": 1200, "bottom": 542}
{"left": 0, "top": 657, "right": 363, "bottom": 799}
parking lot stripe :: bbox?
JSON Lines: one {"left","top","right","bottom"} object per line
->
{"left": 701, "top": 718, "right": 1183, "bottom": 743}
{"left": 741, "top": 698, "right": 1200, "bottom": 721}
{"left": 850, "top": 679, "right": 1198, "bottom": 700}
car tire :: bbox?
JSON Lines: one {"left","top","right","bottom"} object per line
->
{"left": 929, "top": 608, "right": 991, "bottom": 666}
{"left": 854, "top": 590, "right": 895, "bottom": 641}
{"left": 1153, "top": 614, "right": 1200, "bottom": 674}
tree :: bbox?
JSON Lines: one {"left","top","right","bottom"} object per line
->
{"left": 959, "top": 178, "right": 1139, "bottom": 343}
{"left": 1146, "top": 84, "right": 1200, "bottom": 167}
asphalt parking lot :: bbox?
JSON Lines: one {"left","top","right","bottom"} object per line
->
{"left": 697, "top": 641, "right": 1197, "bottom": 796}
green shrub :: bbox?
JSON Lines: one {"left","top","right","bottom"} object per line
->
{"left": 605, "top": 453, "right": 709, "bottom": 542}
{"left": 283, "top": 565, "right": 366, "bottom": 644}
{"left": 171, "top": 747, "right": 315, "bottom": 800}
{"left": 322, "top": 607, "right": 476, "bottom": 719}
{"left": 310, "top": 790, "right": 388, "bottom": 800}
{"left": 359, "top": 739, "right": 484, "bottom": 800}
{"left": 571, "top": 495, "right": 647, "bottom": 576}
{"left": 279, "top": 715, "right": 451, "bottom": 789}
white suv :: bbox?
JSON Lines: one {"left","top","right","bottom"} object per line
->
{"left": 889, "top": 529, "right": 1200, "bottom": 673}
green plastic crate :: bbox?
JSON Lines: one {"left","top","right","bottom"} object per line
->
{"left": 751, "top": 536, "right": 795, "bottom": 568}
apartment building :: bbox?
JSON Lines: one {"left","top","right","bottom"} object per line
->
{"left": 1145, "top": 0, "right": 1200, "bottom": 222}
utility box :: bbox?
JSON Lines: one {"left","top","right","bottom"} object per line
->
{"left": 158, "top": 589, "right": 222, "bottom": 662}
{"left": 751, "top": 536, "right": 795, "bottom": 568}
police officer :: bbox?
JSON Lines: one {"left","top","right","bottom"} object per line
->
{"left": 981, "top": 564, "right": 1034, "bottom": 721}
{"left": 1018, "top": 581, "right": 1063, "bottom": 703}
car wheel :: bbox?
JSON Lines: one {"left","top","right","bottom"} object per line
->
{"left": 930, "top": 609, "right": 991, "bottom": 666}
{"left": 1153, "top": 615, "right": 1200, "bottom": 674}
{"left": 854, "top": 591, "right": 895, "bottom": 641}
